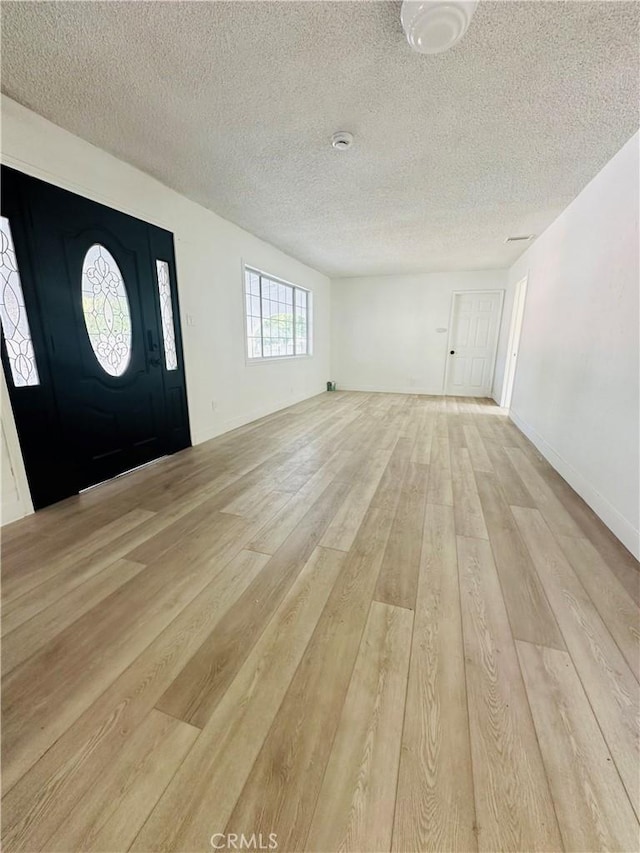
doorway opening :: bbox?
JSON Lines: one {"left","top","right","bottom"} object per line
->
{"left": 500, "top": 276, "right": 528, "bottom": 409}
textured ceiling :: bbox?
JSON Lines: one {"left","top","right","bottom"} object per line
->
{"left": 1, "top": 1, "right": 639, "bottom": 277}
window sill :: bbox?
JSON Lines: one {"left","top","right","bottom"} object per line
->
{"left": 245, "top": 354, "right": 314, "bottom": 366}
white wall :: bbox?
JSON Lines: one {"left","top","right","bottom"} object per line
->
{"left": 1, "top": 96, "right": 331, "bottom": 522}
{"left": 506, "top": 132, "right": 639, "bottom": 558}
{"left": 330, "top": 269, "right": 510, "bottom": 395}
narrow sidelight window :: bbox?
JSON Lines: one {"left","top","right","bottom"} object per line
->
{"left": 0, "top": 216, "right": 40, "bottom": 387}
{"left": 155, "top": 260, "right": 178, "bottom": 370}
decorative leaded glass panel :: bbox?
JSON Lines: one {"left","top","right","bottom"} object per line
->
{"left": 155, "top": 260, "right": 178, "bottom": 370}
{"left": 0, "top": 216, "right": 40, "bottom": 387}
{"left": 81, "top": 244, "right": 132, "bottom": 377}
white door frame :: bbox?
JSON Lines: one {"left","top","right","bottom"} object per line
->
{"left": 443, "top": 289, "right": 505, "bottom": 397}
{"left": 500, "top": 276, "right": 528, "bottom": 409}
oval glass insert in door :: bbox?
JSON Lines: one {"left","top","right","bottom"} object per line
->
{"left": 81, "top": 244, "right": 132, "bottom": 376}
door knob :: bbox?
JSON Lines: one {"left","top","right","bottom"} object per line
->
{"left": 450, "top": 350, "right": 455, "bottom": 355}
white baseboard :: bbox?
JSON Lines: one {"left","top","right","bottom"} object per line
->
{"left": 509, "top": 409, "right": 639, "bottom": 560}
{"left": 336, "top": 383, "right": 498, "bottom": 398}
{"left": 335, "top": 383, "right": 450, "bottom": 396}
{"left": 333, "top": 382, "right": 441, "bottom": 395}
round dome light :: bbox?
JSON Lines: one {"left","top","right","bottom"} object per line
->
{"left": 400, "top": 0, "right": 478, "bottom": 54}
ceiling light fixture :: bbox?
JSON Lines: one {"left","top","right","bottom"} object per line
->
{"left": 401, "top": 0, "right": 478, "bottom": 54}
{"left": 331, "top": 131, "right": 354, "bottom": 150}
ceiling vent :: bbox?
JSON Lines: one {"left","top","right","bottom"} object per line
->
{"left": 505, "top": 235, "right": 534, "bottom": 243}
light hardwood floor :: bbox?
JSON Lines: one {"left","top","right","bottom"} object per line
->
{"left": 2, "top": 392, "right": 639, "bottom": 852}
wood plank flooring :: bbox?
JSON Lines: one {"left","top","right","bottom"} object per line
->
{"left": 2, "top": 391, "right": 639, "bottom": 853}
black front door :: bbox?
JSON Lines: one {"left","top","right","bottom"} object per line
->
{"left": 1, "top": 166, "right": 191, "bottom": 509}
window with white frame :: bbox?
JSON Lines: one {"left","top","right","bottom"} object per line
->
{"left": 244, "top": 267, "right": 311, "bottom": 360}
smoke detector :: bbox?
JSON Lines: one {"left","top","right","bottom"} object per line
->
{"left": 331, "top": 131, "right": 354, "bottom": 150}
{"left": 401, "top": 1, "right": 478, "bottom": 55}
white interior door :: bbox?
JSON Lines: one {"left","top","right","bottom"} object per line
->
{"left": 445, "top": 290, "right": 504, "bottom": 397}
